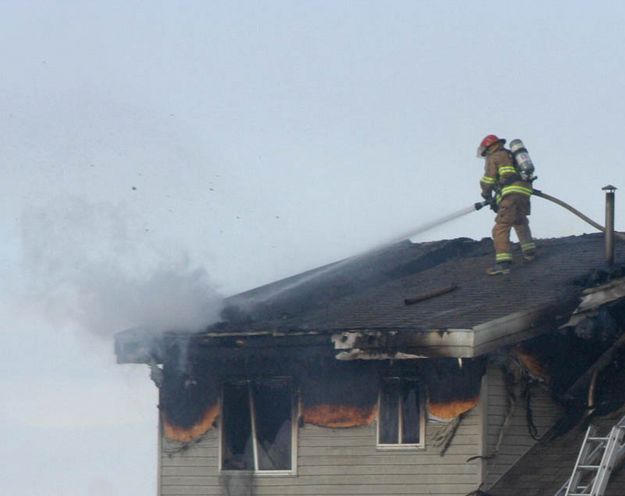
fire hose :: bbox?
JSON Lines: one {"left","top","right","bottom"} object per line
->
{"left": 474, "top": 189, "right": 625, "bottom": 242}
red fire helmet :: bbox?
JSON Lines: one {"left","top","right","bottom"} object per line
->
{"left": 477, "top": 134, "right": 506, "bottom": 157}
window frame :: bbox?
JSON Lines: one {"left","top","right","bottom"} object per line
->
{"left": 376, "top": 377, "right": 425, "bottom": 450}
{"left": 219, "top": 378, "right": 298, "bottom": 476}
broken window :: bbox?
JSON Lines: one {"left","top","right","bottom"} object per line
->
{"left": 221, "top": 379, "right": 294, "bottom": 472}
{"left": 377, "top": 378, "right": 423, "bottom": 447}
{"left": 221, "top": 383, "right": 254, "bottom": 470}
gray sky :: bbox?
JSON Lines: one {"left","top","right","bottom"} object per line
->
{"left": 2, "top": 1, "right": 624, "bottom": 494}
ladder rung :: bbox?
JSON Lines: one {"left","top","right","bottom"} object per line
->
{"left": 560, "top": 415, "right": 625, "bottom": 496}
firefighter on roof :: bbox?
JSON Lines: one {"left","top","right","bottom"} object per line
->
{"left": 478, "top": 134, "right": 536, "bottom": 275}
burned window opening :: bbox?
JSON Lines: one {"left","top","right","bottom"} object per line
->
{"left": 222, "top": 383, "right": 254, "bottom": 470}
{"left": 221, "top": 379, "right": 294, "bottom": 473}
{"left": 301, "top": 359, "right": 379, "bottom": 428}
{"left": 378, "top": 378, "right": 423, "bottom": 447}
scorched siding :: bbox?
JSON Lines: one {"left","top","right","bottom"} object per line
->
{"left": 159, "top": 410, "right": 483, "bottom": 495}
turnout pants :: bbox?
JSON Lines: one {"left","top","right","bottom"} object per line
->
{"left": 492, "top": 194, "right": 535, "bottom": 263}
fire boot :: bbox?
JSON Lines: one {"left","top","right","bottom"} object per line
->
{"left": 523, "top": 250, "right": 536, "bottom": 262}
{"left": 486, "top": 261, "right": 511, "bottom": 276}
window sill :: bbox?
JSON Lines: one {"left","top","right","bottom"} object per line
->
{"left": 376, "top": 444, "right": 426, "bottom": 451}
{"left": 219, "top": 469, "right": 297, "bottom": 477}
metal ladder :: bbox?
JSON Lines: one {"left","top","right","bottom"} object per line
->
{"left": 555, "top": 415, "right": 625, "bottom": 496}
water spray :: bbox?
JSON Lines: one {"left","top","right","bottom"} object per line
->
{"left": 251, "top": 205, "right": 481, "bottom": 302}
{"left": 398, "top": 205, "right": 478, "bottom": 242}
{"left": 253, "top": 187, "right": 623, "bottom": 303}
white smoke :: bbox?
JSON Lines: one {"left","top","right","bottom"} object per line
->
{"left": 18, "top": 197, "right": 223, "bottom": 336}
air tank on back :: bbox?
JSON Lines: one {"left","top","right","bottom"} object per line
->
{"left": 509, "top": 139, "right": 536, "bottom": 182}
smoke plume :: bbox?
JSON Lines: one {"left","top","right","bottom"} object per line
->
{"left": 18, "top": 197, "right": 223, "bottom": 336}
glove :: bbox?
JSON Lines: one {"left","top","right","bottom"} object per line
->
{"left": 481, "top": 192, "right": 492, "bottom": 201}
{"left": 489, "top": 201, "right": 498, "bottom": 213}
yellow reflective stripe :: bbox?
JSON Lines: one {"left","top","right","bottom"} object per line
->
{"left": 501, "top": 185, "right": 533, "bottom": 197}
{"left": 522, "top": 242, "right": 536, "bottom": 252}
{"left": 498, "top": 166, "right": 517, "bottom": 175}
{"left": 481, "top": 176, "right": 497, "bottom": 185}
{"left": 496, "top": 252, "right": 513, "bottom": 262}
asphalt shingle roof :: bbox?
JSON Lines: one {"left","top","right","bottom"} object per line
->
{"left": 217, "top": 233, "right": 623, "bottom": 333}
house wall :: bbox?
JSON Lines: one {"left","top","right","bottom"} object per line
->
{"left": 160, "top": 406, "right": 484, "bottom": 496}
{"left": 483, "top": 363, "right": 563, "bottom": 489}
{"left": 158, "top": 361, "right": 563, "bottom": 495}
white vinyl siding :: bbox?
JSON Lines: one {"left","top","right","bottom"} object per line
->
{"left": 160, "top": 407, "right": 483, "bottom": 496}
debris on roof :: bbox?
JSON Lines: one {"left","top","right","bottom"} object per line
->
{"left": 404, "top": 284, "right": 458, "bottom": 306}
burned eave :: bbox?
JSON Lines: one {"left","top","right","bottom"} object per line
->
{"left": 114, "top": 291, "right": 605, "bottom": 365}
{"left": 332, "top": 299, "right": 580, "bottom": 359}
{"left": 115, "top": 286, "right": 622, "bottom": 370}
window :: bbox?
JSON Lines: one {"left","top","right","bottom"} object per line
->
{"left": 221, "top": 379, "right": 295, "bottom": 473}
{"left": 377, "top": 378, "right": 423, "bottom": 448}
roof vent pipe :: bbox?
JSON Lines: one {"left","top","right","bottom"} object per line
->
{"left": 603, "top": 185, "right": 617, "bottom": 265}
